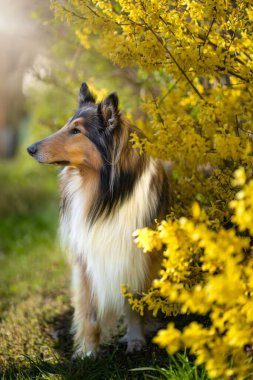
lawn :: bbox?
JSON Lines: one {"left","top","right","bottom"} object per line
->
{"left": 0, "top": 155, "right": 209, "bottom": 380}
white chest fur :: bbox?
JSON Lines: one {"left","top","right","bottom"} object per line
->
{"left": 60, "top": 161, "right": 157, "bottom": 318}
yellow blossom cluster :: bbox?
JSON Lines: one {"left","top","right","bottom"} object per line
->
{"left": 135, "top": 170, "right": 253, "bottom": 379}
{"left": 52, "top": 1, "right": 253, "bottom": 378}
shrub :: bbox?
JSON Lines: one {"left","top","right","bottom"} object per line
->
{"left": 51, "top": 1, "right": 253, "bottom": 377}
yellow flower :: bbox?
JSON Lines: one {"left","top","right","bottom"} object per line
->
{"left": 192, "top": 202, "right": 201, "bottom": 220}
{"left": 232, "top": 167, "right": 247, "bottom": 187}
{"left": 153, "top": 323, "right": 182, "bottom": 354}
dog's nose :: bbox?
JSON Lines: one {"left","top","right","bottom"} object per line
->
{"left": 27, "top": 144, "right": 38, "bottom": 156}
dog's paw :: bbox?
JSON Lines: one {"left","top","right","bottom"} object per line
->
{"left": 126, "top": 338, "right": 146, "bottom": 354}
{"left": 118, "top": 333, "right": 128, "bottom": 344}
{"left": 72, "top": 348, "right": 98, "bottom": 360}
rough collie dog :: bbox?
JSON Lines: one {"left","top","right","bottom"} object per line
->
{"left": 27, "top": 82, "right": 169, "bottom": 358}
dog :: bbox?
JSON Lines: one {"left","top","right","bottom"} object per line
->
{"left": 27, "top": 82, "right": 169, "bottom": 358}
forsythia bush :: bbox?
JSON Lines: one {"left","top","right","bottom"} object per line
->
{"left": 52, "top": 1, "right": 253, "bottom": 378}
{"left": 134, "top": 168, "right": 253, "bottom": 379}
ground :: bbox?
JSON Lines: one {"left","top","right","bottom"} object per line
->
{"left": 0, "top": 158, "right": 208, "bottom": 380}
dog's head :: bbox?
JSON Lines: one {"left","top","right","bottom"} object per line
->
{"left": 27, "top": 83, "right": 120, "bottom": 170}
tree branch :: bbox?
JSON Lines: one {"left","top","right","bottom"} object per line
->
{"left": 142, "top": 22, "right": 205, "bottom": 101}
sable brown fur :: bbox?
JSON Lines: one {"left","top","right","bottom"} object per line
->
{"left": 27, "top": 82, "right": 170, "bottom": 358}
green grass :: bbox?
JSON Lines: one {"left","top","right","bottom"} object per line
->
{"left": 0, "top": 156, "right": 209, "bottom": 380}
{"left": 1, "top": 350, "right": 209, "bottom": 380}
{"left": 0, "top": 158, "right": 66, "bottom": 313}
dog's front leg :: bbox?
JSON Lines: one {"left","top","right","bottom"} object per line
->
{"left": 124, "top": 299, "right": 146, "bottom": 353}
{"left": 71, "top": 263, "right": 100, "bottom": 358}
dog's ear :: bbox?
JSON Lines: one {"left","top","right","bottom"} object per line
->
{"left": 79, "top": 82, "right": 96, "bottom": 106}
{"left": 97, "top": 93, "right": 119, "bottom": 132}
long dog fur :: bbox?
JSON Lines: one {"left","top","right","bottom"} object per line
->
{"left": 27, "top": 82, "right": 169, "bottom": 357}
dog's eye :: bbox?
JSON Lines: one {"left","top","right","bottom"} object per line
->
{"left": 70, "top": 128, "right": 81, "bottom": 135}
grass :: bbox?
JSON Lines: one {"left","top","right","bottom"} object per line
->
{"left": 0, "top": 158, "right": 66, "bottom": 313}
{"left": 0, "top": 155, "right": 209, "bottom": 380}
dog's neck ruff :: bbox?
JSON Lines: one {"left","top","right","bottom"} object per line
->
{"left": 59, "top": 158, "right": 160, "bottom": 318}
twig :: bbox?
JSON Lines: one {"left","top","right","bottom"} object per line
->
{"left": 159, "top": 78, "right": 181, "bottom": 105}
{"left": 235, "top": 115, "right": 240, "bottom": 137}
{"left": 227, "top": 70, "right": 248, "bottom": 82}
{"left": 202, "top": 17, "right": 216, "bottom": 47}
{"left": 59, "top": 4, "right": 87, "bottom": 21}
{"left": 143, "top": 23, "right": 205, "bottom": 101}
{"left": 58, "top": 2, "right": 103, "bottom": 21}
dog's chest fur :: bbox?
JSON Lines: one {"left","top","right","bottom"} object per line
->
{"left": 59, "top": 160, "right": 158, "bottom": 318}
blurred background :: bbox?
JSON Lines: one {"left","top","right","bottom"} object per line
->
{"left": 0, "top": 0, "right": 65, "bottom": 321}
